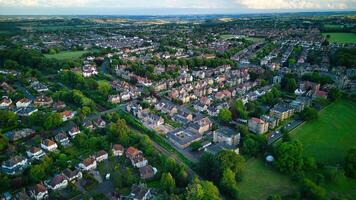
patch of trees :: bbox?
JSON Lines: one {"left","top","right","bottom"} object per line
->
{"left": 0, "top": 48, "right": 78, "bottom": 74}
{"left": 0, "top": 110, "right": 18, "bottom": 131}
{"left": 345, "top": 147, "right": 356, "bottom": 179}
{"left": 274, "top": 141, "right": 304, "bottom": 174}
{"left": 331, "top": 48, "right": 356, "bottom": 68}
{"left": 28, "top": 111, "right": 63, "bottom": 131}
{"left": 302, "top": 72, "right": 333, "bottom": 85}
{"left": 299, "top": 107, "right": 319, "bottom": 122}
{"left": 281, "top": 74, "right": 298, "bottom": 93}
{"left": 196, "top": 150, "right": 246, "bottom": 199}
{"left": 217, "top": 108, "right": 232, "bottom": 123}
{"left": 185, "top": 178, "right": 220, "bottom": 200}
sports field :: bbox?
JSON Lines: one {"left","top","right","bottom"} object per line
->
{"left": 237, "top": 159, "right": 298, "bottom": 200}
{"left": 44, "top": 50, "right": 88, "bottom": 60}
{"left": 292, "top": 100, "right": 356, "bottom": 165}
{"left": 322, "top": 32, "right": 356, "bottom": 44}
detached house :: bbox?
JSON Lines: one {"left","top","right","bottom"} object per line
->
{"left": 126, "top": 147, "right": 148, "bottom": 168}
{"left": 68, "top": 126, "right": 80, "bottom": 138}
{"left": 95, "top": 150, "right": 108, "bottom": 162}
{"left": 139, "top": 165, "right": 157, "bottom": 180}
{"left": 41, "top": 139, "right": 58, "bottom": 152}
{"left": 0, "top": 96, "right": 12, "bottom": 108}
{"left": 112, "top": 144, "right": 124, "bottom": 157}
{"left": 45, "top": 174, "right": 68, "bottom": 190}
{"left": 27, "top": 147, "right": 46, "bottom": 160}
{"left": 60, "top": 111, "right": 75, "bottom": 122}
{"left": 29, "top": 183, "right": 48, "bottom": 200}
{"left": 93, "top": 118, "right": 106, "bottom": 128}
{"left": 55, "top": 132, "right": 70, "bottom": 146}
{"left": 34, "top": 95, "right": 53, "bottom": 107}
{"left": 62, "top": 168, "right": 82, "bottom": 182}
{"left": 1, "top": 155, "right": 28, "bottom": 175}
{"left": 78, "top": 157, "right": 97, "bottom": 171}
{"left": 190, "top": 117, "right": 213, "bottom": 134}
{"left": 16, "top": 98, "right": 32, "bottom": 108}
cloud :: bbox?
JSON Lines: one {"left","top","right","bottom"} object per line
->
{"left": 234, "top": 0, "right": 352, "bottom": 9}
{"left": 0, "top": 0, "right": 354, "bottom": 10}
{"left": 0, "top": 0, "right": 229, "bottom": 9}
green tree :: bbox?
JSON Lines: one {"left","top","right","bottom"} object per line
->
{"left": 216, "top": 150, "right": 246, "bottom": 179}
{"left": 98, "top": 81, "right": 111, "bottom": 96}
{"left": 275, "top": 141, "right": 304, "bottom": 174}
{"left": 219, "top": 169, "right": 239, "bottom": 199}
{"left": 300, "top": 107, "right": 318, "bottom": 122}
{"left": 186, "top": 178, "right": 220, "bottom": 200}
{"left": 0, "top": 110, "right": 18, "bottom": 130}
{"left": 233, "top": 100, "right": 248, "bottom": 119}
{"left": 109, "top": 119, "right": 129, "bottom": 146}
{"left": 0, "top": 134, "right": 9, "bottom": 152}
{"left": 218, "top": 108, "right": 232, "bottom": 123}
{"left": 268, "top": 194, "right": 282, "bottom": 200}
{"left": 345, "top": 147, "right": 356, "bottom": 178}
{"left": 161, "top": 172, "right": 176, "bottom": 193}
{"left": 302, "top": 178, "right": 327, "bottom": 200}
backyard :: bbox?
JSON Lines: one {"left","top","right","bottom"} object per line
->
{"left": 291, "top": 99, "right": 356, "bottom": 165}
{"left": 237, "top": 158, "right": 298, "bottom": 200}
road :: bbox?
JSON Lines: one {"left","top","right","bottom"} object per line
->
{"left": 267, "top": 119, "right": 303, "bottom": 144}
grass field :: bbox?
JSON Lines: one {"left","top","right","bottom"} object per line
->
{"left": 237, "top": 159, "right": 298, "bottom": 200}
{"left": 323, "top": 171, "right": 356, "bottom": 199}
{"left": 322, "top": 32, "right": 356, "bottom": 44}
{"left": 292, "top": 100, "right": 356, "bottom": 165}
{"left": 44, "top": 50, "right": 88, "bottom": 60}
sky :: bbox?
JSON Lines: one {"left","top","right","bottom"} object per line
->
{"left": 0, "top": 0, "right": 355, "bottom": 15}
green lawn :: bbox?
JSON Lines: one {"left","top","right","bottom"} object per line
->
{"left": 323, "top": 171, "right": 356, "bottom": 199}
{"left": 322, "top": 32, "right": 356, "bottom": 44}
{"left": 44, "top": 50, "right": 88, "bottom": 60}
{"left": 292, "top": 100, "right": 356, "bottom": 165}
{"left": 237, "top": 159, "right": 298, "bottom": 200}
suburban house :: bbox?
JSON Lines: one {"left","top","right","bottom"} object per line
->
{"left": 4, "top": 128, "right": 35, "bottom": 142}
{"left": 78, "top": 157, "right": 97, "bottom": 171}
{"left": 26, "top": 147, "right": 46, "bottom": 160}
{"left": 130, "top": 153, "right": 148, "bottom": 168}
{"left": 45, "top": 174, "right": 68, "bottom": 190}
{"left": 55, "top": 132, "right": 70, "bottom": 146}
{"left": 112, "top": 144, "right": 124, "bottom": 157}
{"left": 31, "top": 81, "right": 49, "bottom": 93}
{"left": 213, "top": 127, "right": 241, "bottom": 146}
{"left": 93, "top": 118, "right": 106, "bottom": 128}
{"left": 29, "top": 183, "right": 48, "bottom": 200}
{"left": 1, "top": 155, "right": 28, "bottom": 175}
{"left": 95, "top": 150, "right": 108, "bottom": 162}
{"left": 0, "top": 96, "right": 12, "bottom": 108}
{"left": 16, "top": 98, "right": 32, "bottom": 108}
{"left": 139, "top": 165, "right": 157, "bottom": 180}
{"left": 62, "top": 168, "right": 82, "bottom": 182}
{"left": 130, "top": 184, "right": 152, "bottom": 200}
{"left": 167, "top": 128, "right": 202, "bottom": 149}
{"left": 126, "top": 147, "right": 141, "bottom": 159}
{"left": 41, "top": 139, "right": 58, "bottom": 152}
{"left": 15, "top": 107, "right": 38, "bottom": 116}
{"left": 248, "top": 117, "right": 269, "bottom": 134}
{"left": 34, "top": 95, "right": 53, "bottom": 107}
{"left": 53, "top": 101, "right": 66, "bottom": 110}
{"left": 108, "top": 95, "right": 121, "bottom": 104}
{"left": 60, "top": 111, "right": 76, "bottom": 122}
{"left": 68, "top": 126, "right": 80, "bottom": 138}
